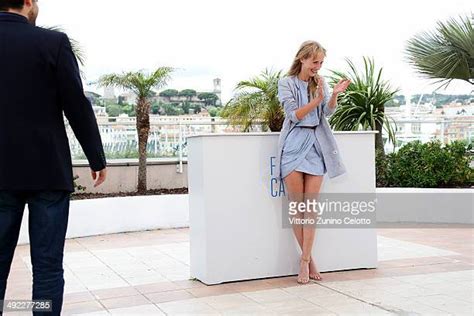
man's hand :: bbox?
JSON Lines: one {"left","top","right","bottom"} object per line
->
{"left": 91, "top": 168, "right": 107, "bottom": 187}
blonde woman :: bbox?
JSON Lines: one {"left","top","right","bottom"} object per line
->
{"left": 276, "top": 41, "right": 350, "bottom": 284}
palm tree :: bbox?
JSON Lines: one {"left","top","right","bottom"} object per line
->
{"left": 405, "top": 15, "right": 474, "bottom": 89}
{"left": 99, "top": 68, "right": 174, "bottom": 192}
{"left": 222, "top": 69, "right": 284, "bottom": 132}
{"left": 328, "top": 57, "right": 399, "bottom": 155}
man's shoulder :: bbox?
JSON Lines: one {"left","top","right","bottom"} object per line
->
{"left": 33, "top": 26, "right": 67, "bottom": 41}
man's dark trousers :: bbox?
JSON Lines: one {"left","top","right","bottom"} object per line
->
{"left": 0, "top": 191, "right": 70, "bottom": 316}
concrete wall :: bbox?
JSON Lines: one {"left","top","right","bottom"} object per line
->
{"left": 375, "top": 187, "right": 473, "bottom": 225}
{"left": 19, "top": 194, "right": 189, "bottom": 245}
{"left": 73, "top": 159, "right": 188, "bottom": 193}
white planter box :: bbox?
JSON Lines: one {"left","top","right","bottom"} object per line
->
{"left": 18, "top": 195, "right": 189, "bottom": 245}
{"left": 188, "top": 132, "right": 379, "bottom": 285}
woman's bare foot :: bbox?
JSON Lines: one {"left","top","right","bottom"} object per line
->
{"left": 297, "top": 257, "right": 311, "bottom": 284}
{"left": 309, "top": 257, "right": 322, "bottom": 281}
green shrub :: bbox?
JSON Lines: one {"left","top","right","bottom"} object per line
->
{"left": 376, "top": 140, "right": 473, "bottom": 188}
{"left": 73, "top": 175, "right": 86, "bottom": 193}
{"left": 375, "top": 148, "right": 389, "bottom": 187}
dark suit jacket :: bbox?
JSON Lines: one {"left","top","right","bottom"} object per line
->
{"left": 0, "top": 12, "right": 106, "bottom": 191}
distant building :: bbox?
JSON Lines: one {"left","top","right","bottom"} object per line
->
{"left": 92, "top": 105, "right": 107, "bottom": 116}
{"left": 213, "top": 78, "right": 222, "bottom": 106}
{"left": 92, "top": 105, "right": 108, "bottom": 124}
{"left": 84, "top": 91, "right": 102, "bottom": 106}
{"left": 384, "top": 98, "right": 473, "bottom": 152}
{"left": 116, "top": 113, "right": 136, "bottom": 124}
{"left": 441, "top": 117, "right": 474, "bottom": 144}
{"left": 441, "top": 103, "right": 474, "bottom": 116}
{"left": 103, "top": 86, "right": 116, "bottom": 101}
{"left": 118, "top": 92, "right": 137, "bottom": 105}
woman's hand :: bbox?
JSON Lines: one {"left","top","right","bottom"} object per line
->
{"left": 333, "top": 78, "right": 351, "bottom": 95}
{"left": 312, "top": 77, "right": 325, "bottom": 107}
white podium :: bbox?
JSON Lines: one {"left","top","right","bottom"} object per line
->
{"left": 188, "top": 132, "right": 378, "bottom": 285}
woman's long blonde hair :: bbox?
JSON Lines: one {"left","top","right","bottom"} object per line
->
{"left": 288, "top": 40, "right": 327, "bottom": 98}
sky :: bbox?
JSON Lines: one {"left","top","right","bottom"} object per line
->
{"left": 38, "top": 0, "right": 473, "bottom": 102}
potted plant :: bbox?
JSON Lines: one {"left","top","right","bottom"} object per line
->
{"left": 221, "top": 69, "right": 284, "bottom": 132}
{"left": 328, "top": 57, "right": 399, "bottom": 156}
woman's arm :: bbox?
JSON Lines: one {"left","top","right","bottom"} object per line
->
{"left": 278, "top": 78, "right": 324, "bottom": 123}
{"left": 295, "top": 94, "right": 323, "bottom": 121}
{"left": 322, "top": 78, "right": 351, "bottom": 117}
{"left": 323, "top": 92, "right": 338, "bottom": 117}
{"left": 327, "top": 92, "right": 338, "bottom": 109}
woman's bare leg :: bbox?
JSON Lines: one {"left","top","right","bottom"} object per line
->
{"left": 303, "top": 174, "right": 324, "bottom": 281}
{"left": 284, "top": 171, "right": 309, "bottom": 283}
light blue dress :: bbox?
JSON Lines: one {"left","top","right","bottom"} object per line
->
{"left": 276, "top": 76, "right": 346, "bottom": 180}
{"left": 280, "top": 76, "right": 327, "bottom": 179}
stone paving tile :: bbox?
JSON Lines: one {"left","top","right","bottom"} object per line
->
{"left": 5, "top": 226, "right": 473, "bottom": 315}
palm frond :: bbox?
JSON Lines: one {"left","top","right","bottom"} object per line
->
{"left": 98, "top": 67, "right": 174, "bottom": 99}
{"left": 149, "top": 67, "right": 174, "bottom": 90}
{"left": 405, "top": 15, "right": 474, "bottom": 88}
{"left": 223, "top": 68, "right": 284, "bottom": 131}
{"left": 222, "top": 92, "right": 266, "bottom": 131}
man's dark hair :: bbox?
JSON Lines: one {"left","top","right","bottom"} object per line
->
{"left": 0, "top": 0, "right": 24, "bottom": 11}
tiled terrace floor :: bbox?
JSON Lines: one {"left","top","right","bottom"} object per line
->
{"left": 5, "top": 226, "right": 473, "bottom": 315}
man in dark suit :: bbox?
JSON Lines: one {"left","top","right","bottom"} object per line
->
{"left": 0, "top": 0, "right": 107, "bottom": 314}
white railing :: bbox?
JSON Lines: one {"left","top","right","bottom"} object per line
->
{"left": 68, "top": 118, "right": 473, "bottom": 163}
{"left": 68, "top": 118, "right": 263, "bottom": 166}
{"left": 384, "top": 118, "right": 474, "bottom": 153}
